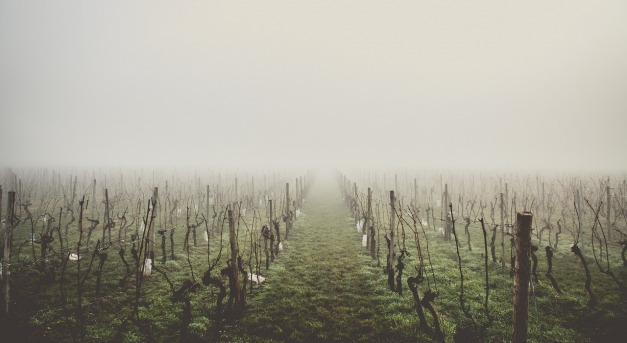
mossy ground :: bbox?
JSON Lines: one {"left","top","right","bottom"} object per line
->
{"left": 230, "top": 178, "right": 426, "bottom": 342}
{"left": 225, "top": 174, "right": 626, "bottom": 343}
{"left": 3, "top": 173, "right": 627, "bottom": 342}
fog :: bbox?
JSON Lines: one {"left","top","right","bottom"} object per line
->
{"left": 1, "top": 1, "right": 626, "bottom": 172}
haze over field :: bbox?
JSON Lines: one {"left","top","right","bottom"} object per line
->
{"left": 1, "top": 1, "right": 626, "bottom": 171}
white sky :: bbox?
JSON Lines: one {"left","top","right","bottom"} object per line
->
{"left": 1, "top": 1, "right": 626, "bottom": 171}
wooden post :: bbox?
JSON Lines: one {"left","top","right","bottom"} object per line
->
{"left": 444, "top": 184, "right": 450, "bottom": 241}
{"left": 91, "top": 179, "right": 96, "bottom": 218}
{"left": 286, "top": 183, "right": 290, "bottom": 216}
{"left": 505, "top": 182, "right": 509, "bottom": 225}
{"left": 269, "top": 199, "right": 273, "bottom": 227}
{"left": 228, "top": 206, "right": 242, "bottom": 312}
{"left": 362, "top": 186, "right": 369, "bottom": 239}
{"left": 354, "top": 182, "right": 359, "bottom": 225}
{"left": 579, "top": 183, "right": 584, "bottom": 243}
{"left": 513, "top": 211, "right": 533, "bottom": 343}
{"left": 300, "top": 176, "right": 304, "bottom": 205}
{"left": 368, "top": 188, "right": 375, "bottom": 258}
{"left": 3, "top": 191, "right": 16, "bottom": 315}
{"left": 541, "top": 182, "right": 545, "bottom": 220}
{"left": 72, "top": 176, "right": 77, "bottom": 206}
{"left": 295, "top": 178, "right": 299, "bottom": 210}
{"left": 285, "top": 183, "right": 291, "bottom": 239}
{"left": 270, "top": 198, "right": 279, "bottom": 256}
{"left": 151, "top": 187, "right": 158, "bottom": 263}
{"left": 388, "top": 190, "right": 396, "bottom": 291}
{"left": 500, "top": 193, "right": 505, "bottom": 269}
{"left": 606, "top": 185, "right": 611, "bottom": 241}
{"left": 103, "top": 188, "right": 109, "bottom": 242}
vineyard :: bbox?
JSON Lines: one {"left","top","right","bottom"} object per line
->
{"left": 0, "top": 168, "right": 625, "bottom": 342}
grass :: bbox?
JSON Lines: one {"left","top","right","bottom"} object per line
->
{"left": 232, "top": 180, "right": 424, "bottom": 343}
{"left": 2, "top": 175, "right": 626, "bottom": 342}
{"left": 227, "top": 177, "right": 626, "bottom": 343}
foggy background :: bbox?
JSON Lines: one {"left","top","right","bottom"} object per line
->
{"left": 1, "top": 1, "right": 626, "bottom": 171}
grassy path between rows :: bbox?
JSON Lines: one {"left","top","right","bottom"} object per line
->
{"left": 225, "top": 173, "right": 424, "bottom": 342}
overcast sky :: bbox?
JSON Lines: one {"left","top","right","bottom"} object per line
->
{"left": 1, "top": 1, "right": 626, "bottom": 171}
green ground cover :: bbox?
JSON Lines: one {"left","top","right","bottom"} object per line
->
{"left": 3, "top": 173, "right": 626, "bottom": 342}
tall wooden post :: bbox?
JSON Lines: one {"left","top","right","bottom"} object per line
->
{"left": 285, "top": 183, "right": 292, "bottom": 239}
{"left": 541, "top": 182, "right": 545, "bottom": 220}
{"left": 228, "top": 206, "right": 242, "bottom": 312}
{"left": 295, "top": 178, "right": 299, "bottom": 209}
{"left": 91, "top": 179, "right": 96, "bottom": 218}
{"left": 606, "top": 185, "right": 611, "bottom": 240}
{"left": 3, "top": 191, "right": 16, "bottom": 315}
{"left": 505, "top": 182, "right": 509, "bottom": 225}
{"left": 500, "top": 193, "right": 505, "bottom": 269}
{"left": 103, "top": 188, "right": 109, "bottom": 242}
{"left": 580, "top": 182, "right": 585, "bottom": 242}
{"left": 286, "top": 183, "right": 290, "bottom": 215}
{"left": 513, "top": 211, "right": 533, "bottom": 343}
{"left": 269, "top": 200, "right": 273, "bottom": 227}
{"left": 355, "top": 183, "right": 370, "bottom": 238}
{"left": 444, "top": 184, "right": 451, "bottom": 241}
{"left": 388, "top": 190, "right": 396, "bottom": 291}
{"left": 368, "top": 188, "right": 375, "bottom": 258}
{"left": 151, "top": 187, "right": 158, "bottom": 263}
{"left": 354, "top": 182, "right": 359, "bottom": 225}
{"left": 300, "top": 176, "right": 304, "bottom": 205}
{"left": 72, "top": 176, "right": 77, "bottom": 205}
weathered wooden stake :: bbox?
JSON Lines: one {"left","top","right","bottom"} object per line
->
{"left": 91, "top": 179, "right": 96, "bottom": 218}
{"left": 285, "top": 183, "right": 291, "bottom": 239}
{"left": 388, "top": 190, "right": 396, "bottom": 291}
{"left": 151, "top": 187, "right": 158, "bottom": 263}
{"left": 367, "top": 188, "right": 375, "bottom": 258}
{"left": 444, "top": 184, "right": 451, "bottom": 241}
{"left": 354, "top": 182, "right": 359, "bottom": 226}
{"left": 295, "top": 178, "right": 299, "bottom": 211}
{"left": 513, "top": 211, "right": 533, "bottom": 343}
{"left": 269, "top": 199, "right": 273, "bottom": 227}
{"left": 206, "top": 185, "right": 210, "bottom": 222}
{"left": 3, "top": 192, "right": 15, "bottom": 315}
{"left": 286, "top": 183, "right": 290, "bottom": 215}
{"left": 103, "top": 188, "right": 109, "bottom": 243}
{"left": 300, "top": 176, "right": 304, "bottom": 205}
{"left": 500, "top": 193, "right": 506, "bottom": 269}
{"left": 606, "top": 185, "right": 611, "bottom": 241}
{"left": 228, "top": 206, "right": 242, "bottom": 313}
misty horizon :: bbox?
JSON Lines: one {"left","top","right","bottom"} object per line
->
{"left": 1, "top": 1, "right": 626, "bottom": 172}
